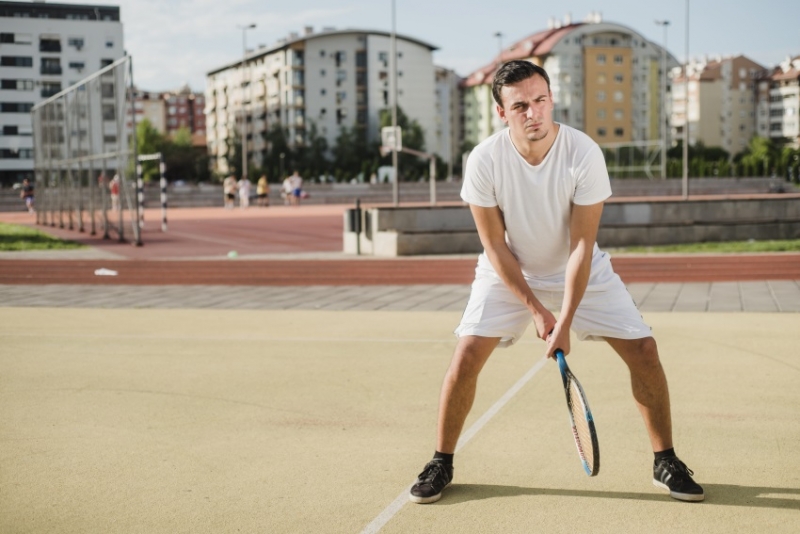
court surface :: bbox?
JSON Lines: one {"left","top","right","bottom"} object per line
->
{"left": 2, "top": 204, "right": 799, "bottom": 532}
{"left": 2, "top": 307, "right": 798, "bottom": 534}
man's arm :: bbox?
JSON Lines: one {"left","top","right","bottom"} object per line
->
{"left": 470, "top": 204, "right": 556, "bottom": 339}
{"left": 546, "top": 201, "right": 605, "bottom": 357}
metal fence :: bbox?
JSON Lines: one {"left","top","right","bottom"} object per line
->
{"left": 31, "top": 55, "right": 141, "bottom": 245}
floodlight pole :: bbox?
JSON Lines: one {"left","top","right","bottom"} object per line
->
{"left": 655, "top": 20, "right": 669, "bottom": 180}
{"left": 682, "top": 0, "right": 689, "bottom": 200}
{"left": 239, "top": 23, "right": 256, "bottom": 183}
{"left": 391, "top": 0, "right": 399, "bottom": 206}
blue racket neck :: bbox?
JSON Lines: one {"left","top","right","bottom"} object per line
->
{"left": 555, "top": 349, "right": 570, "bottom": 388}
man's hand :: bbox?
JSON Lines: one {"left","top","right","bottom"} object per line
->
{"left": 545, "top": 322, "right": 571, "bottom": 359}
{"left": 532, "top": 307, "right": 557, "bottom": 343}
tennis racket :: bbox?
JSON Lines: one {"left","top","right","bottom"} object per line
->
{"left": 555, "top": 349, "right": 600, "bottom": 476}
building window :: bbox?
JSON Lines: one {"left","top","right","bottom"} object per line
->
{"left": 0, "top": 79, "right": 34, "bottom": 90}
{"left": 614, "top": 127, "right": 624, "bottom": 136}
{"left": 613, "top": 91, "right": 624, "bottom": 102}
{"left": 597, "top": 73, "right": 606, "bottom": 84}
{"left": 0, "top": 102, "right": 34, "bottom": 113}
{"left": 596, "top": 54, "right": 606, "bottom": 65}
{"left": 596, "top": 109, "right": 606, "bottom": 119}
{"left": 614, "top": 55, "right": 623, "bottom": 64}
{"left": 0, "top": 56, "right": 33, "bottom": 67}
{"left": 105, "top": 38, "right": 114, "bottom": 48}
{"left": 614, "top": 73, "right": 623, "bottom": 83}
{"left": 596, "top": 91, "right": 606, "bottom": 102}
{"left": 68, "top": 37, "right": 84, "bottom": 50}
{"left": 69, "top": 61, "right": 85, "bottom": 71}
{"left": 597, "top": 127, "right": 607, "bottom": 136}
{"left": 614, "top": 109, "right": 623, "bottom": 120}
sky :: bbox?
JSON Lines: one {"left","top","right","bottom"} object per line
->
{"left": 75, "top": 0, "right": 800, "bottom": 92}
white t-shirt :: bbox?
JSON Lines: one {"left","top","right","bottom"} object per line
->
{"left": 461, "top": 124, "right": 614, "bottom": 289}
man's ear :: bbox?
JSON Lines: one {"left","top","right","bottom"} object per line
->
{"left": 496, "top": 104, "right": 507, "bottom": 123}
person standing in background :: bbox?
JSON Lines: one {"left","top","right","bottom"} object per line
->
{"left": 256, "top": 175, "right": 270, "bottom": 207}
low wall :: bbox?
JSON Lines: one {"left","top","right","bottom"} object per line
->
{"left": 343, "top": 195, "right": 800, "bottom": 256}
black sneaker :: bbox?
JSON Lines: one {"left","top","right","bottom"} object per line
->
{"left": 653, "top": 457, "right": 704, "bottom": 502}
{"left": 409, "top": 459, "right": 453, "bottom": 504}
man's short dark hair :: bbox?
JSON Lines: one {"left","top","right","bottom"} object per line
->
{"left": 492, "top": 60, "right": 551, "bottom": 107}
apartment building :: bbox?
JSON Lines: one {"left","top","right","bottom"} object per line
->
{"left": 205, "top": 28, "right": 438, "bottom": 177}
{"left": 756, "top": 56, "right": 800, "bottom": 149}
{"left": 128, "top": 85, "right": 207, "bottom": 146}
{"left": 433, "top": 66, "right": 462, "bottom": 174}
{"left": 0, "top": 1, "right": 124, "bottom": 186}
{"left": 462, "top": 14, "right": 678, "bottom": 147}
{"left": 671, "top": 55, "right": 765, "bottom": 156}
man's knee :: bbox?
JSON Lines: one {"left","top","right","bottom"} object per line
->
{"left": 447, "top": 337, "right": 497, "bottom": 382}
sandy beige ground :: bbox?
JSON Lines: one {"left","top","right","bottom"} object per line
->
{"left": 1, "top": 309, "right": 798, "bottom": 533}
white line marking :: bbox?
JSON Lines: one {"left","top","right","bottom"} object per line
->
{"left": 359, "top": 356, "right": 549, "bottom": 534}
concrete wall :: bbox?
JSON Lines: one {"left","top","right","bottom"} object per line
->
{"left": 343, "top": 195, "right": 800, "bottom": 256}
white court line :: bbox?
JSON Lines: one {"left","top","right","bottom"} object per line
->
{"left": 0, "top": 331, "right": 462, "bottom": 344}
{"left": 359, "top": 356, "right": 549, "bottom": 534}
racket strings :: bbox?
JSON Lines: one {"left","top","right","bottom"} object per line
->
{"left": 569, "top": 382, "right": 595, "bottom": 468}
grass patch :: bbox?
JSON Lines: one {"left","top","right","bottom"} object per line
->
{"left": 0, "top": 222, "right": 86, "bottom": 251}
{"left": 609, "top": 239, "right": 800, "bottom": 254}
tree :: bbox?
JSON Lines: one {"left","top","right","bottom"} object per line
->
{"left": 260, "top": 124, "right": 292, "bottom": 181}
{"left": 332, "top": 125, "right": 373, "bottom": 181}
{"left": 736, "top": 137, "right": 780, "bottom": 177}
{"left": 304, "top": 120, "right": 330, "bottom": 182}
{"left": 133, "top": 118, "right": 164, "bottom": 182}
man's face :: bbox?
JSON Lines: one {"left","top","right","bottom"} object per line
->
{"left": 496, "top": 74, "right": 555, "bottom": 143}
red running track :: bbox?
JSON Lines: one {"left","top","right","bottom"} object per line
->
{"left": 1, "top": 254, "right": 799, "bottom": 286}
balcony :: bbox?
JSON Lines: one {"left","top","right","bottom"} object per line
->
{"left": 41, "top": 65, "right": 63, "bottom": 75}
{"left": 41, "top": 87, "right": 61, "bottom": 98}
{"left": 39, "top": 40, "right": 62, "bottom": 53}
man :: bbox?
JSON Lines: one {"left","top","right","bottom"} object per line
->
{"left": 288, "top": 170, "right": 304, "bottom": 206}
{"left": 409, "top": 60, "right": 703, "bottom": 505}
{"left": 223, "top": 175, "right": 237, "bottom": 209}
{"left": 20, "top": 178, "right": 35, "bottom": 213}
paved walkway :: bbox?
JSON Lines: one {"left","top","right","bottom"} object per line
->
{"left": 1, "top": 279, "right": 799, "bottom": 312}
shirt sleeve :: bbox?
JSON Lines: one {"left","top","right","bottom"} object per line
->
{"left": 460, "top": 149, "right": 498, "bottom": 207}
{"left": 573, "top": 143, "right": 612, "bottom": 206}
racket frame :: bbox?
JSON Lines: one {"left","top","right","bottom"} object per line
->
{"left": 555, "top": 349, "right": 600, "bottom": 477}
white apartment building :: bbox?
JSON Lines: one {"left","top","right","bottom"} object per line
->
{"left": 671, "top": 55, "right": 765, "bottom": 156}
{"left": 0, "top": 1, "right": 124, "bottom": 185}
{"left": 462, "top": 14, "right": 678, "bottom": 147}
{"left": 433, "top": 66, "right": 462, "bottom": 176}
{"left": 205, "top": 28, "right": 438, "bottom": 177}
{"left": 757, "top": 56, "right": 800, "bottom": 149}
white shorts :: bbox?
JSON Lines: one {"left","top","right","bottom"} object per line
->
{"left": 454, "top": 269, "right": 651, "bottom": 348}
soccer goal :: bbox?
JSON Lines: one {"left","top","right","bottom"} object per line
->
{"left": 599, "top": 140, "right": 665, "bottom": 180}
{"left": 31, "top": 55, "right": 142, "bottom": 245}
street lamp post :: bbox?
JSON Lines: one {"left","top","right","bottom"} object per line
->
{"left": 238, "top": 23, "right": 256, "bottom": 183}
{"left": 655, "top": 20, "right": 670, "bottom": 179}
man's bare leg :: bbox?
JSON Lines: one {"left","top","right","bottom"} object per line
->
{"left": 436, "top": 335, "right": 501, "bottom": 453}
{"left": 605, "top": 336, "right": 672, "bottom": 451}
